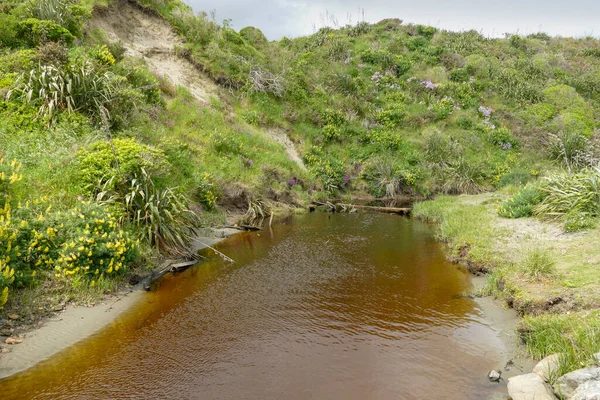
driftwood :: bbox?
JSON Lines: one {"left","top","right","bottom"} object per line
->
{"left": 337, "top": 204, "right": 411, "bottom": 215}
{"left": 224, "top": 225, "right": 262, "bottom": 231}
{"left": 311, "top": 202, "right": 411, "bottom": 215}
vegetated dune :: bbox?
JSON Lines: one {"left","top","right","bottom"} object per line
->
{"left": 89, "top": 0, "right": 305, "bottom": 169}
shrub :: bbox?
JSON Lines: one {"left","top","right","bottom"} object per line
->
{"left": 449, "top": 68, "right": 470, "bottom": 82}
{"left": 498, "top": 185, "right": 545, "bottom": 218}
{"left": 488, "top": 127, "right": 519, "bottom": 149}
{"left": 239, "top": 26, "right": 267, "bottom": 48}
{"left": 90, "top": 44, "right": 116, "bottom": 66}
{"left": 546, "top": 131, "right": 589, "bottom": 170}
{"left": 406, "top": 36, "right": 428, "bottom": 51}
{"left": 535, "top": 169, "right": 600, "bottom": 231}
{"left": 8, "top": 59, "right": 143, "bottom": 125}
{"left": 303, "top": 146, "right": 345, "bottom": 192}
{"left": 375, "top": 106, "right": 405, "bottom": 128}
{"left": 1, "top": 198, "right": 139, "bottom": 292}
{"left": 119, "top": 170, "right": 199, "bottom": 252}
{"left": 16, "top": 18, "right": 75, "bottom": 47}
{"left": 322, "top": 108, "right": 346, "bottom": 127}
{"left": 322, "top": 124, "right": 341, "bottom": 142}
{"left": 77, "top": 138, "right": 170, "bottom": 193}
{"left": 196, "top": 172, "right": 217, "bottom": 210}
{"left": 25, "top": 0, "right": 90, "bottom": 37}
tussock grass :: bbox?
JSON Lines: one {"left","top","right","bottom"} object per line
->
{"left": 521, "top": 247, "right": 557, "bottom": 280}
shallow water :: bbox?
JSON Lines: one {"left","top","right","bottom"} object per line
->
{"left": 0, "top": 212, "right": 510, "bottom": 399}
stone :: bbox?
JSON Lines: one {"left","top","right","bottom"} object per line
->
{"left": 0, "top": 347, "right": 9, "bottom": 353}
{"left": 7, "top": 314, "right": 18, "bottom": 320}
{"left": 534, "top": 354, "right": 562, "bottom": 382}
{"left": 53, "top": 304, "right": 64, "bottom": 312}
{"left": 4, "top": 337, "right": 23, "bottom": 345}
{"left": 556, "top": 367, "right": 600, "bottom": 399}
{"left": 0, "top": 329, "right": 13, "bottom": 336}
{"left": 507, "top": 373, "right": 556, "bottom": 400}
{"left": 572, "top": 381, "right": 600, "bottom": 400}
{"left": 488, "top": 369, "right": 502, "bottom": 382}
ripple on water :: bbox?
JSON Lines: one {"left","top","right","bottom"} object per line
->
{"left": 1, "top": 213, "right": 510, "bottom": 400}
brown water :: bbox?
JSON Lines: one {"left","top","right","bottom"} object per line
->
{"left": 0, "top": 212, "right": 511, "bottom": 399}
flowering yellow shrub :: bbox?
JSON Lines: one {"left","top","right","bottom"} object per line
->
{"left": 91, "top": 44, "right": 116, "bottom": 66}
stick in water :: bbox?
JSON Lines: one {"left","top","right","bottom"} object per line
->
{"left": 196, "top": 240, "right": 235, "bottom": 263}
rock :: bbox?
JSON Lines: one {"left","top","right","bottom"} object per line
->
{"left": 0, "top": 347, "right": 9, "bottom": 353}
{"left": 556, "top": 367, "right": 600, "bottom": 399}
{"left": 4, "top": 337, "right": 23, "bottom": 345}
{"left": 7, "top": 314, "right": 18, "bottom": 320}
{"left": 0, "top": 329, "right": 13, "bottom": 336}
{"left": 508, "top": 373, "right": 556, "bottom": 400}
{"left": 572, "top": 381, "right": 600, "bottom": 400}
{"left": 534, "top": 354, "right": 562, "bottom": 382}
{"left": 53, "top": 304, "right": 64, "bottom": 312}
{"left": 488, "top": 369, "right": 502, "bottom": 382}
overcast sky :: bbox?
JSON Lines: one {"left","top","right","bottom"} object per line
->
{"left": 184, "top": 0, "right": 600, "bottom": 40}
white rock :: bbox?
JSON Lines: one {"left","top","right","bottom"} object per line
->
{"left": 572, "top": 380, "right": 600, "bottom": 400}
{"left": 488, "top": 369, "right": 502, "bottom": 382}
{"left": 508, "top": 373, "right": 556, "bottom": 400}
{"left": 534, "top": 354, "right": 562, "bottom": 382}
{"left": 556, "top": 367, "right": 600, "bottom": 399}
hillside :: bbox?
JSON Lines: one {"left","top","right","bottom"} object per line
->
{"left": 1, "top": 0, "right": 600, "bottom": 381}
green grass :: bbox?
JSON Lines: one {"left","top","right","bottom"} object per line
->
{"left": 521, "top": 247, "right": 557, "bottom": 280}
{"left": 520, "top": 311, "right": 600, "bottom": 383}
{"left": 412, "top": 195, "right": 496, "bottom": 266}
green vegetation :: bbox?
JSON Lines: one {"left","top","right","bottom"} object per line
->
{"left": 520, "top": 312, "right": 600, "bottom": 383}
{"left": 1, "top": 0, "right": 600, "bottom": 381}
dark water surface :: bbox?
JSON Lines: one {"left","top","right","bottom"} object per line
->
{"left": 0, "top": 212, "right": 509, "bottom": 399}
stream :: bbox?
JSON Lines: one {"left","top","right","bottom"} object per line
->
{"left": 0, "top": 212, "right": 517, "bottom": 399}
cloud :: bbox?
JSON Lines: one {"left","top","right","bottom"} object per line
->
{"left": 184, "top": 0, "right": 600, "bottom": 40}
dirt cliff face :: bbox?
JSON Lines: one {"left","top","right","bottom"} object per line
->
{"left": 90, "top": 0, "right": 218, "bottom": 104}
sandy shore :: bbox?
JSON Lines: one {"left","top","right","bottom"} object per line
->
{"left": 0, "top": 227, "right": 241, "bottom": 380}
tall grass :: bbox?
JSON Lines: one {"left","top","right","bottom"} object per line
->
{"left": 520, "top": 312, "right": 600, "bottom": 383}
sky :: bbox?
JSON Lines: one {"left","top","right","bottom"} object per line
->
{"left": 184, "top": 0, "right": 600, "bottom": 40}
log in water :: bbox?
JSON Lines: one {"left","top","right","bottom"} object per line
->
{"left": 0, "top": 212, "right": 513, "bottom": 399}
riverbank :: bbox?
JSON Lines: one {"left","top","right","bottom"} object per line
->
{"left": 413, "top": 192, "right": 600, "bottom": 381}
{"left": 0, "top": 226, "right": 241, "bottom": 380}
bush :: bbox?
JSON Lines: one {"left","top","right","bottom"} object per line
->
{"left": 1, "top": 198, "right": 139, "bottom": 293}
{"left": 498, "top": 185, "right": 545, "bottom": 218}
{"left": 16, "top": 18, "right": 75, "bottom": 47}
{"left": 322, "top": 108, "right": 346, "bottom": 127}
{"left": 77, "top": 138, "right": 170, "bottom": 193}
{"left": 119, "top": 170, "right": 199, "bottom": 252}
{"left": 303, "top": 146, "right": 345, "bottom": 192}
{"left": 535, "top": 169, "right": 600, "bottom": 231}
{"left": 239, "top": 26, "right": 267, "bottom": 48}
{"left": 546, "top": 131, "right": 589, "bottom": 169}
{"left": 26, "top": 0, "right": 90, "bottom": 37}
{"left": 374, "top": 106, "right": 405, "bottom": 128}
{"left": 8, "top": 59, "right": 143, "bottom": 126}
{"left": 322, "top": 124, "right": 341, "bottom": 142}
